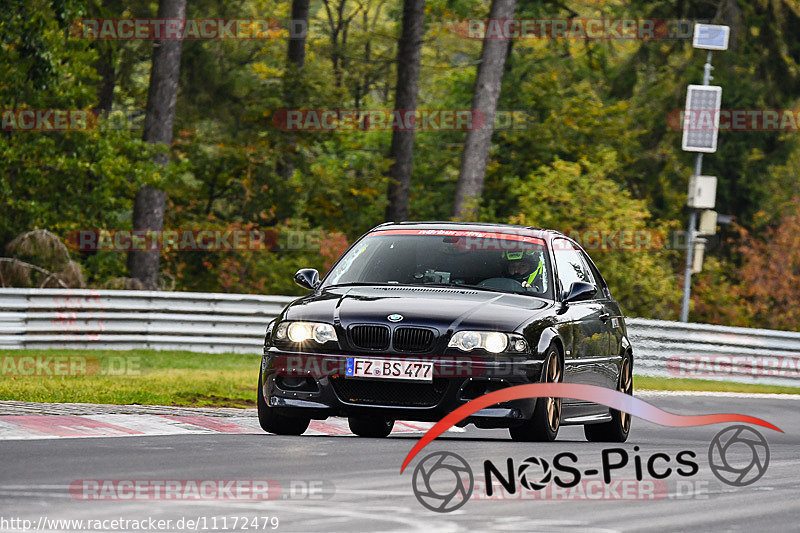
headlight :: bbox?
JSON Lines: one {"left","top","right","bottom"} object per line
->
{"left": 458, "top": 331, "right": 482, "bottom": 351}
{"left": 288, "top": 322, "right": 313, "bottom": 342}
{"left": 275, "top": 321, "right": 338, "bottom": 344}
{"left": 510, "top": 337, "right": 527, "bottom": 352}
{"left": 311, "top": 323, "right": 337, "bottom": 343}
{"left": 484, "top": 332, "right": 508, "bottom": 353}
{"left": 449, "top": 331, "right": 510, "bottom": 353}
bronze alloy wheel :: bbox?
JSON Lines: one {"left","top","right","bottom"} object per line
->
{"left": 584, "top": 353, "right": 633, "bottom": 442}
{"left": 619, "top": 356, "right": 633, "bottom": 432}
{"left": 509, "top": 346, "right": 562, "bottom": 442}
{"left": 545, "top": 352, "right": 562, "bottom": 432}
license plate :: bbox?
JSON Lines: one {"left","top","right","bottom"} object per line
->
{"left": 345, "top": 357, "right": 433, "bottom": 382}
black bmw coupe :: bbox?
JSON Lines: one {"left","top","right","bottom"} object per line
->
{"left": 259, "top": 222, "right": 633, "bottom": 442}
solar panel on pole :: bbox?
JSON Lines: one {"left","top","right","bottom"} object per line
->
{"left": 693, "top": 23, "right": 730, "bottom": 51}
{"left": 682, "top": 85, "right": 722, "bottom": 153}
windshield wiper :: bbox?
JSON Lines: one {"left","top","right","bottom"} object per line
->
{"left": 324, "top": 282, "right": 394, "bottom": 288}
{"left": 416, "top": 282, "right": 507, "bottom": 294}
{"left": 420, "top": 282, "right": 552, "bottom": 300}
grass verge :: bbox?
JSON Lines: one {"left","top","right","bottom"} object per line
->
{"left": 635, "top": 375, "right": 800, "bottom": 395}
{"left": 0, "top": 349, "right": 259, "bottom": 407}
{"left": 2, "top": 350, "right": 799, "bottom": 408}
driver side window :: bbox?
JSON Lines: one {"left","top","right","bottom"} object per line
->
{"left": 553, "top": 239, "right": 595, "bottom": 297}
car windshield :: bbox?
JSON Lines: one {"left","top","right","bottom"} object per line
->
{"left": 322, "top": 230, "right": 552, "bottom": 298}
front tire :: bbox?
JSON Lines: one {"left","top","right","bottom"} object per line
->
{"left": 348, "top": 416, "right": 394, "bottom": 438}
{"left": 584, "top": 353, "right": 632, "bottom": 442}
{"left": 257, "top": 370, "right": 310, "bottom": 435}
{"left": 509, "top": 345, "right": 562, "bottom": 442}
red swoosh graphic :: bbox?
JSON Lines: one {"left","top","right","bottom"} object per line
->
{"left": 400, "top": 383, "right": 782, "bottom": 473}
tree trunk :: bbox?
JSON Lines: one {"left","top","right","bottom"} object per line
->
{"left": 322, "top": 0, "right": 347, "bottom": 88}
{"left": 385, "top": 0, "right": 425, "bottom": 222}
{"left": 277, "top": 0, "right": 311, "bottom": 182}
{"left": 287, "top": 0, "right": 310, "bottom": 68}
{"left": 127, "top": 186, "right": 167, "bottom": 289}
{"left": 94, "top": 46, "right": 116, "bottom": 115}
{"left": 451, "top": 0, "right": 517, "bottom": 220}
{"left": 128, "top": 0, "right": 185, "bottom": 289}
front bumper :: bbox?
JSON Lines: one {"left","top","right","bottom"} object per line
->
{"left": 261, "top": 349, "right": 545, "bottom": 427}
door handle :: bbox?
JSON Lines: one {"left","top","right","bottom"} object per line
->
{"left": 599, "top": 312, "right": 611, "bottom": 322}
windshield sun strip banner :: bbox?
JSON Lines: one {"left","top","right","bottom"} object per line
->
{"left": 367, "top": 229, "right": 546, "bottom": 246}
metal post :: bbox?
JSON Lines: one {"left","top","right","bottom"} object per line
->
{"left": 680, "top": 154, "right": 703, "bottom": 322}
{"left": 680, "top": 51, "right": 713, "bottom": 323}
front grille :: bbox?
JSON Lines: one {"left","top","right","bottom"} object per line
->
{"left": 331, "top": 377, "right": 447, "bottom": 407}
{"left": 393, "top": 327, "right": 435, "bottom": 352}
{"left": 349, "top": 325, "right": 390, "bottom": 350}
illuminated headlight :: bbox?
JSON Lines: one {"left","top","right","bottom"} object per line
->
{"left": 448, "top": 331, "right": 509, "bottom": 353}
{"left": 288, "top": 322, "right": 313, "bottom": 342}
{"left": 275, "top": 321, "right": 338, "bottom": 344}
{"left": 484, "top": 332, "right": 508, "bottom": 353}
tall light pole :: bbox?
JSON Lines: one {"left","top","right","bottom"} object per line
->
{"left": 679, "top": 24, "right": 730, "bottom": 322}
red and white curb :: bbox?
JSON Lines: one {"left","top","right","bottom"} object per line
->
{"left": 0, "top": 414, "right": 461, "bottom": 440}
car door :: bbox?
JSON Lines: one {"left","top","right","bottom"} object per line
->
{"left": 578, "top": 247, "right": 624, "bottom": 360}
{"left": 574, "top": 244, "right": 619, "bottom": 390}
{"left": 552, "top": 238, "right": 607, "bottom": 387}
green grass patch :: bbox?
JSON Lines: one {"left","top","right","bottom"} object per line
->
{"left": 0, "top": 349, "right": 260, "bottom": 407}
{"left": 635, "top": 375, "right": 800, "bottom": 395}
{"left": 3, "top": 350, "right": 799, "bottom": 408}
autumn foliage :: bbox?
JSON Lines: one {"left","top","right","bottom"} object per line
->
{"left": 735, "top": 200, "right": 800, "bottom": 330}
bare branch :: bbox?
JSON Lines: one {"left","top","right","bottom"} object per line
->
{"left": 0, "top": 257, "right": 69, "bottom": 288}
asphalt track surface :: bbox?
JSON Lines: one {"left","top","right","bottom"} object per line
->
{"left": 0, "top": 392, "right": 798, "bottom": 533}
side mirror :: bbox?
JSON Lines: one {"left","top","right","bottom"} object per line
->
{"left": 294, "top": 268, "right": 320, "bottom": 290}
{"left": 562, "top": 281, "right": 596, "bottom": 303}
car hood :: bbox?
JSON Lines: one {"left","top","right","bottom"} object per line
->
{"left": 282, "top": 286, "right": 552, "bottom": 332}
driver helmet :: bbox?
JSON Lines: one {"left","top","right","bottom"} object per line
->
{"left": 504, "top": 250, "right": 540, "bottom": 284}
{"left": 504, "top": 250, "right": 535, "bottom": 283}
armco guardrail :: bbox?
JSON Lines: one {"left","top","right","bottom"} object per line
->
{"left": 0, "top": 289, "right": 295, "bottom": 354}
{"left": 1, "top": 289, "right": 798, "bottom": 386}
{"left": 626, "top": 318, "right": 800, "bottom": 387}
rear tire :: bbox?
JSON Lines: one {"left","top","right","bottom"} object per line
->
{"left": 257, "top": 370, "right": 310, "bottom": 435}
{"left": 348, "top": 416, "right": 394, "bottom": 438}
{"left": 509, "top": 345, "right": 562, "bottom": 442}
{"left": 584, "top": 353, "right": 632, "bottom": 442}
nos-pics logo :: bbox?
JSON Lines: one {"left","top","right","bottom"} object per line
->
{"left": 411, "top": 425, "right": 770, "bottom": 513}
{"left": 412, "top": 451, "right": 474, "bottom": 513}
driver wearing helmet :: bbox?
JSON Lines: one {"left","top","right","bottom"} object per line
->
{"left": 505, "top": 250, "right": 543, "bottom": 289}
